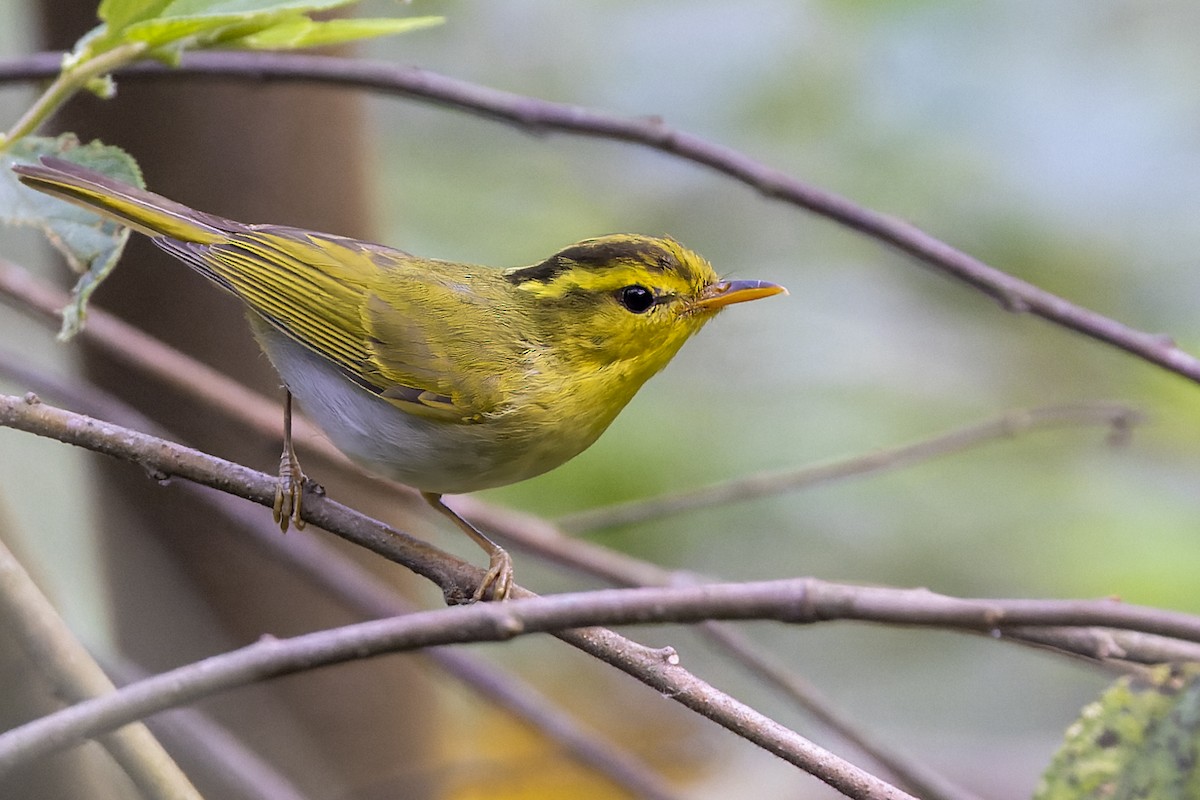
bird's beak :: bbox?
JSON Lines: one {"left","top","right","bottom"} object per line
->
{"left": 692, "top": 279, "right": 787, "bottom": 312}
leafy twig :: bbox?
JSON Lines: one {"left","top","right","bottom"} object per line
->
{"left": 1, "top": 5, "right": 440, "bottom": 149}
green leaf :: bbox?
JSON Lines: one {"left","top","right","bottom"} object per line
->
{"left": 228, "top": 15, "right": 442, "bottom": 50}
{"left": 1034, "top": 662, "right": 1200, "bottom": 799}
{"left": 159, "top": 0, "right": 351, "bottom": 14}
{"left": 118, "top": 12, "right": 292, "bottom": 50}
{"left": 83, "top": 1, "right": 368, "bottom": 56}
{"left": 85, "top": 0, "right": 173, "bottom": 54}
{"left": 0, "top": 134, "right": 142, "bottom": 340}
{"left": 99, "top": 0, "right": 174, "bottom": 32}
{"left": 110, "top": 1, "right": 435, "bottom": 55}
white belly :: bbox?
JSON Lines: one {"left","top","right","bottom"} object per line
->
{"left": 254, "top": 324, "right": 564, "bottom": 494}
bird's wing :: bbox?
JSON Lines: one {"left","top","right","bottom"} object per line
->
{"left": 157, "top": 227, "right": 500, "bottom": 422}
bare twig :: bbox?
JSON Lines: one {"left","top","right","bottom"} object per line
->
{"left": 1001, "top": 626, "right": 1200, "bottom": 665}
{"left": 452, "top": 496, "right": 1196, "bottom": 666}
{"left": 2, "top": 575, "right": 1199, "bottom": 791}
{"left": 0, "top": 350, "right": 684, "bottom": 800}
{"left": 0, "top": 51, "right": 1195, "bottom": 384}
{"left": 0, "top": 579, "right": 926, "bottom": 797}
{"left": 103, "top": 658, "right": 310, "bottom": 800}
{"left": 0, "top": 335, "right": 950, "bottom": 798}
{"left": 0, "top": 517, "right": 201, "bottom": 800}
{"left": 696, "top": 622, "right": 987, "bottom": 800}
{"left": 0, "top": 262, "right": 1152, "bottom": 800}
{"left": 0, "top": 394, "right": 911, "bottom": 800}
{"left": 559, "top": 403, "right": 1142, "bottom": 531}
{"left": 448, "top": 496, "right": 1186, "bottom": 800}
{"left": 180, "top": 486, "right": 685, "bottom": 800}
{"left": 0, "top": 391, "right": 479, "bottom": 601}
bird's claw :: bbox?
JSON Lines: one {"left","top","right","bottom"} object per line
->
{"left": 273, "top": 448, "right": 306, "bottom": 532}
{"left": 473, "top": 548, "right": 514, "bottom": 602}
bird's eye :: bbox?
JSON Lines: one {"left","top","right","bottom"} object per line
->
{"left": 617, "top": 285, "right": 655, "bottom": 313}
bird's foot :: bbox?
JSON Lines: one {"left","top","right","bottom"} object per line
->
{"left": 272, "top": 447, "right": 307, "bottom": 532}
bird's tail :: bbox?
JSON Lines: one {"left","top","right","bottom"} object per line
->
{"left": 13, "top": 157, "right": 234, "bottom": 245}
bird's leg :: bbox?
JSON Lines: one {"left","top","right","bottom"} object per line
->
{"left": 422, "top": 492, "right": 513, "bottom": 602}
{"left": 272, "top": 390, "right": 307, "bottom": 532}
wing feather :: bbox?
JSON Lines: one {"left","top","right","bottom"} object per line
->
{"left": 158, "top": 227, "right": 499, "bottom": 422}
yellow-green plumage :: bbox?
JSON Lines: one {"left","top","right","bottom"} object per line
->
{"left": 15, "top": 157, "right": 784, "bottom": 599}
{"left": 15, "top": 158, "right": 783, "bottom": 497}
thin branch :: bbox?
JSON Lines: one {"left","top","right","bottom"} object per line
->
{"left": 559, "top": 403, "right": 1142, "bottom": 531}
{"left": 452, "top": 496, "right": 1195, "bottom": 665}
{"left": 3, "top": 577, "right": 1200, "bottom": 791}
{"left": 0, "top": 580, "right": 930, "bottom": 797}
{"left": 449, "top": 496, "right": 1191, "bottom": 800}
{"left": 196, "top": 490, "right": 684, "bottom": 800}
{"left": 1, "top": 42, "right": 147, "bottom": 146}
{"left": 0, "top": 351, "right": 683, "bottom": 800}
{"left": 0, "top": 50, "right": 1195, "bottom": 385}
{"left": 103, "top": 658, "right": 311, "bottom": 800}
{"left": 0, "top": 268, "right": 1147, "bottom": 800}
{"left": 0, "top": 391, "right": 478, "bottom": 601}
{"left": 0, "top": 257, "right": 914, "bottom": 797}
{"left": 4, "top": 383, "right": 1195, "bottom": 796}
{"left": 0, "top": 394, "right": 910, "bottom": 800}
{"left": 0, "top": 516, "right": 201, "bottom": 800}
{"left": 696, "top": 622, "right": 986, "bottom": 800}
{"left": 1000, "top": 626, "right": 1200, "bottom": 665}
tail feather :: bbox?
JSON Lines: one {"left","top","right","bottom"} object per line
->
{"left": 13, "top": 157, "right": 236, "bottom": 245}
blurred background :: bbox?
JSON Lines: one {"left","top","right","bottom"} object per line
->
{"left": 2, "top": 1, "right": 1200, "bottom": 798}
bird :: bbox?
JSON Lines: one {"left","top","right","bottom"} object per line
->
{"left": 14, "top": 156, "right": 785, "bottom": 600}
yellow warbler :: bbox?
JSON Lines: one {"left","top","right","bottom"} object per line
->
{"left": 15, "top": 157, "right": 785, "bottom": 600}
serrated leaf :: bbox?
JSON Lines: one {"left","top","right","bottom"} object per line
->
{"left": 1034, "top": 662, "right": 1200, "bottom": 800}
{"left": 0, "top": 134, "right": 142, "bottom": 340}
{"left": 229, "top": 15, "right": 442, "bottom": 50}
